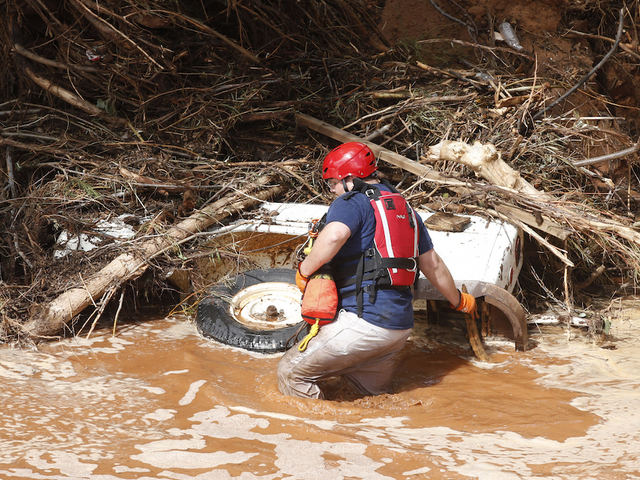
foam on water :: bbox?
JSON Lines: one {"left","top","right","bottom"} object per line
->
{"left": 1, "top": 308, "right": 639, "bottom": 479}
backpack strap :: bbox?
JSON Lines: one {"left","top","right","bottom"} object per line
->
{"left": 332, "top": 178, "right": 418, "bottom": 317}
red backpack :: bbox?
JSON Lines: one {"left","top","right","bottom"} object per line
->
{"left": 333, "top": 178, "right": 419, "bottom": 315}
{"left": 369, "top": 187, "right": 419, "bottom": 286}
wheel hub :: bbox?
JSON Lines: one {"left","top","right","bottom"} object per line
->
{"left": 229, "top": 282, "right": 303, "bottom": 330}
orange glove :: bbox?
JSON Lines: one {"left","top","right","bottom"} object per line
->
{"left": 295, "top": 265, "right": 309, "bottom": 292}
{"left": 452, "top": 291, "right": 478, "bottom": 320}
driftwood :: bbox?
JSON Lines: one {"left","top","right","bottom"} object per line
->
{"left": 23, "top": 176, "right": 286, "bottom": 338}
{"left": 424, "top": 140, "right": 551, "bottom": 200}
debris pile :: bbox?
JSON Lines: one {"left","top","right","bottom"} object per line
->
{"left": 1, "top": 0, "right": 639, "bottom": 340}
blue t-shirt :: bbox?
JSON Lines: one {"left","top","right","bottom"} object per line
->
{"left": 325, "top": 183, "right": 433, "bottom": 330}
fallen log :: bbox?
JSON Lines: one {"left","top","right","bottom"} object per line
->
{"left": 24, "top": 176, "right": 286, "bottom": 338}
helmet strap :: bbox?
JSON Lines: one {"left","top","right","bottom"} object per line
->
{"left": 342, "top": 178, "right": 350, "bottom": 192}
{"left": 351, "top": 176, "right": 366, "bottom": 191}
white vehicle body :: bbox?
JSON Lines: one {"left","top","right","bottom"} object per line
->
{"left": 209, "top": 202, "right": 523, "bottom": 300}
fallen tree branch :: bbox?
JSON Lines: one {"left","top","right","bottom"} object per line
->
{"left": 0, "top": 136, "right": 69, "bottom": 156}
{"left": 23, "top": 66, "right": 121, "bottom": 120}
{"left": 13, "top": 44, "right": 100, "bottom": 73}
{"left": 572, "top": 136, "right": 640, "bottom": 167}
{"left": 0, "top": 108, "right": 42, "bottom": 117}
{"left": 531, "top": 8, "right": 624, "bottom": 123}
{"left": 23, "top": 176, "right": 286, "bottom": 338}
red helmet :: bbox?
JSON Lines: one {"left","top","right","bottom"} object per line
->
{"left": 322, "top": 142, "right": 377, "bottom": 180}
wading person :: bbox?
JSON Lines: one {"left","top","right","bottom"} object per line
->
{"left": 277, "top": 141, "right": 477, "bottom": 399}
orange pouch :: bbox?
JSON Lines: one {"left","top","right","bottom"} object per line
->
{"left": 301, "top": 273, "right": 338, "bottom": 326}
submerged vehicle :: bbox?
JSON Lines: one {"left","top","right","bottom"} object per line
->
{"left": 195, "top": 202, "right": 527, "bottom": 354}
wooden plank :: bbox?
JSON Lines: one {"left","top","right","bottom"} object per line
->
{"left": 494, "top": 203, "right": 571, "bottom": 241}
{"left": 424, "top": 212, "right": 471, "bottom": 232}
{"left": 461, "top": 285, "right": 491, "bottom": 362}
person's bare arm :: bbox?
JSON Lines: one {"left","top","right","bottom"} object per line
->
{"left": 418, "top": 249, "right": 461, "bottom": 307}
{"left": 299, "top": 221, "right": 351, "bottom": 277}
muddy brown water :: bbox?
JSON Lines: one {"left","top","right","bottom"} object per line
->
{"left": 2, "top": 300, "right": 640, "bottom": 479}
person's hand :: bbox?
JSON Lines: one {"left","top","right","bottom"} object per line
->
{"left": 452, "top": 291, "right": 478, "bottom": 320}
{"left": 296, "top": 265, "right": 309, "bottom": 292}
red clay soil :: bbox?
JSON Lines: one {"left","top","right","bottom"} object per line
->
{"left": 380, "top": 0, "right": 564, "bottom": 44}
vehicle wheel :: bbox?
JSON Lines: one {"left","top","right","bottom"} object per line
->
{"left": 196, "top": 268, "right": 307, "bottom": 353}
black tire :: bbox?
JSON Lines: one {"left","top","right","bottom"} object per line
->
{"left": 196, "top": 268, "right": 307, "bottom": 353}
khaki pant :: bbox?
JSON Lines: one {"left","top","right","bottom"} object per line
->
{"left": 277, "top": 310, "right": 411, "bottom": 399}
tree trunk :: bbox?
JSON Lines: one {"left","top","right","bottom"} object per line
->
{"left": 24, "top": 178, "right": 285, "bottom": 338}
